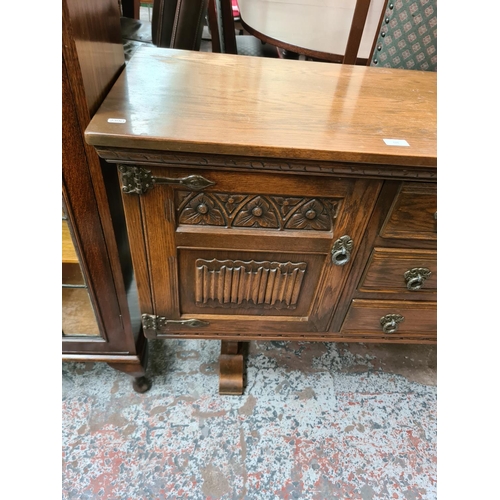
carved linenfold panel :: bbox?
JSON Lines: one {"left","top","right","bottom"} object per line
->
{"left": 176, "top": 192, "right": 340, "bottom": 231}
{"left": 195, "top": 259, "right": 307, "bottom": 309}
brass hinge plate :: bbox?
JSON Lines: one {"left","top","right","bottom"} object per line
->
{"left": 141, "top": 314, "right": 210, "bottom": 331}
{"left": 119, "top": 165, "right": 215, "bottom": 195}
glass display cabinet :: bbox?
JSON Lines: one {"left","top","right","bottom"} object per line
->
{"left": 62, "top": 207, "right": 101, "bottom": 337}
{"left": 62, "top": 0, "right": 149, "bottom": 392}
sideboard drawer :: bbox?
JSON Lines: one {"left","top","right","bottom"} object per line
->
{"left": 340, "top": 299, "right": 436, "bottom": 338}
{"left": 358, "top": 248, "right": 437, "bottom": 293}
{"left": 380, "top": 183, "right": 436, "bottom": 240}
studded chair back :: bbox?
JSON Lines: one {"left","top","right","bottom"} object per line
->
{"left": 369, "top": 0, "right": 437, "bottom": 70}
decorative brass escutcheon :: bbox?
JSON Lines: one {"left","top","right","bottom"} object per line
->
{"left": 404, "top": 267, "right": 431, "bottom": 291}
{"left": 331, "top": 235, "right": 353, "bottom": 266}
{"left": 119, "top": 165, "right": 215, "bottom": 195}
{"left": 380, "top": 314, "right": 404, "bottom": 334}
{"left": 142, "top": 314, "right": 209, "bottom": 331}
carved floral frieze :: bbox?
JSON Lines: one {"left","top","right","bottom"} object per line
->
{"left": 176, "top": 192, "right": 341, "bottom": 231}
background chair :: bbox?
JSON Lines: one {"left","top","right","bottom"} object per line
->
{"left": 121, "top": 0, "right": 209, "bottom": 61}
{"left": 298, "top": 0, "right": 384, "bottom": 64}
{"left": 368, "top": 0, "right": 437, "bottom": 70}
{"left": 207, "top": 0, "right": 278, "bottom": 57}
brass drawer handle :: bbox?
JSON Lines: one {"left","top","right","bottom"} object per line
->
{"left": 404, "top": 267, "right": 431, "bottom": 291}
{"left": 380, "top": 314, "right": 404, "bottom": 334}
{"left": 331, "top": 235, "right": 353, "bottom": 266}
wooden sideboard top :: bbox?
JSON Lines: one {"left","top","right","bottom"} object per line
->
{"left": 85, "top": 48, "right": 436, "bottom": 168}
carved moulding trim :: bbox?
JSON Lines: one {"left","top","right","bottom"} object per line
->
{"left": 195, "top": 258, "right": 307, "bottom": 310}
{"left": 177, "top": 191, "right": 340, "bottom": 231}
{"left": 96, "top": 147, "right": 437, "bottom": 181}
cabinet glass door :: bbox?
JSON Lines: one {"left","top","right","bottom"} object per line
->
{"left": 62, "top": 206, "right": 101, "bottom": 337}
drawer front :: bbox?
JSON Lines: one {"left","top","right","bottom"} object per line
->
{"left": 340, "top": 299, "right": 436, "bottom": 338}
{"left": 359, "top": 248, "right": 437, "bottom": 293}
{"left": 380, "top": 183, "right": 436, "bottom": 240}
{"left": 120, "top": 165, "right": 382, "bottom": 337}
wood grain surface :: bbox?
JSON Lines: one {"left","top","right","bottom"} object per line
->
{"left": 85, "top": 48, "right": 436, "bottom": 167}
{"left": 358, "top": 248, "right": 437, "bottom": 293}
{"left": 341, "top": 299, "right": 436, "bottom": 336}
{"left": 123, "top": 165, "right": 381, "bottom": 336}
{"left": 380, "top": 183, "right": 437, "bottom": 240}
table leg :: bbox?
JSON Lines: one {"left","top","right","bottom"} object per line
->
{"left": 219, "top": 341, "right": 245, "bottom": 395}
{"left": 281, "top": 49, "right": 300, "bottom": 60}
{"left": 121, "top": 0, "right": 140, "bottom": 19}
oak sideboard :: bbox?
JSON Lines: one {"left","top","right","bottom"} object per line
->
{"left": 85, "top": 48, "right": 437, "bottom": 394}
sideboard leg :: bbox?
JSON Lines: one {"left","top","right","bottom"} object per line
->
{"left": 107, "top": 339, "right": 151, "bottom": 393}
{"left": 219, "top": 341, "right": 245, "bottom": 395}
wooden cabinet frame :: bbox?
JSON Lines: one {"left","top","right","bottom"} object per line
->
{"left": 62, "top": 0, "right": 149, "bottom": 392}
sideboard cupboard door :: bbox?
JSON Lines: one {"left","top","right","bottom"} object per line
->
{"left": 120, "top": 166, "right": 382, "bottom": 339}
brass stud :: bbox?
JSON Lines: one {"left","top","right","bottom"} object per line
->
{"left": 373, "top": 58, "right": 378, "bottom": 64}
{"left": 381, "top": 32, "right": 386, "bottom": 37}
{"left": 377, "top": 45, "right": 382, "bottom": 51}
{"left": 385, "top": 17, "right": 390, "bottom": 23}
{"left": 389, "top": 3, "right": 394, "bottom": 9}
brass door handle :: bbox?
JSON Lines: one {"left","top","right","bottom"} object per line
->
{"left": 380, "top": 314, "right": 404, "bottom": 334}
{"left": 331, "top": 235, "right": 353, "bottom": 266}
{"left": 404, "top": 267, "right": 431, "bottom": 291}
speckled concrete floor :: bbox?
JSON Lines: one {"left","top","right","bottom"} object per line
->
{"left": 62, "top": 340, "right": 436, "bottom": 499}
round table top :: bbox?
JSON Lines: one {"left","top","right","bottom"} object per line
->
{"left": 237, "top": 0, "right": 385, "bottom": 62}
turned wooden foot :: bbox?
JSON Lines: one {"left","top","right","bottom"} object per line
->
{"left": 109, "top": 362, "right": 152, "bottom": 393}
{"left": 219, "top": 341, "right": 246, "bottom": 395}
{"left": 108, "top": 339, "right": 151, "bottom": 393}
{"left": 132, "top": 376, "right": 152, "bottom": 393}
